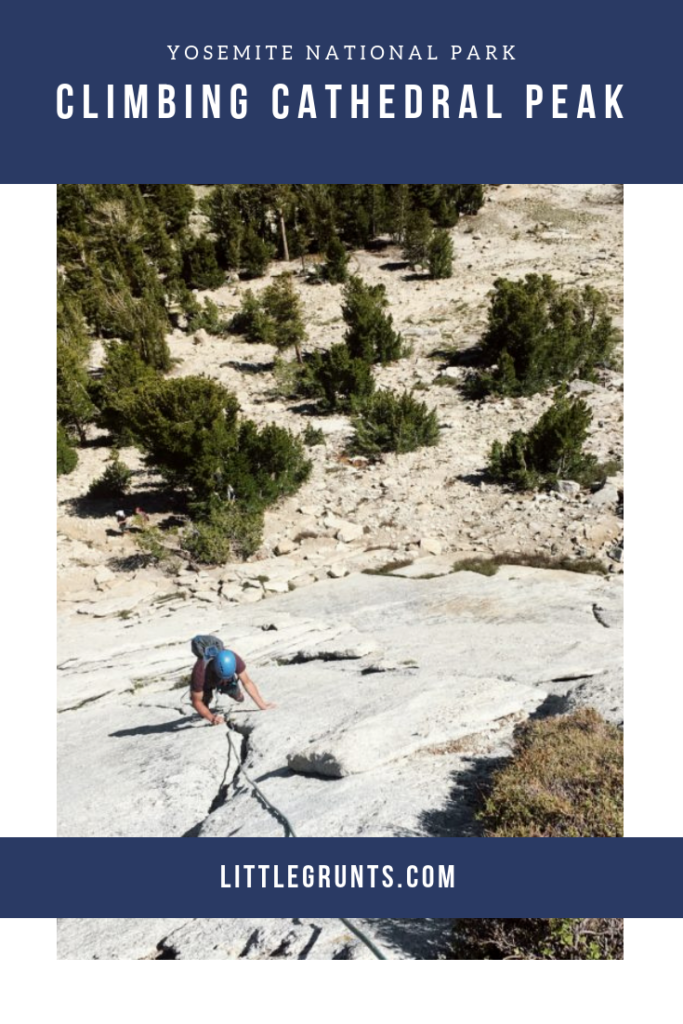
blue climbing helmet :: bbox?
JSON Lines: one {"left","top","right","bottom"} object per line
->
{"left": 213, "top": 650, "right": 237, "bottom": 680}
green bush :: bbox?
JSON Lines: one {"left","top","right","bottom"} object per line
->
{"left": 181, "top": 236, "right": 224, "bottom": 290}
{"left": 342, "top": 276, "right": 406, "bottom": 365}
{"left": 403, "top": 208, "right": 433, "bottom": 270}
{"left": 183, "top": 501, "right": 264, "bottom": 564}
{"left": 303, "top": 424, "right": 326, "bottom": 447}
{"left": 57, "top": 424, "right": 78, "bottom": 476}
{"left": 87, "top": 455, "right": 133, "bottom": 499}
{"left": 324, "top": 237, "right": 350, "bottom": 283}
{"left": 479, "top": 709, "right": 623, "bottom": 838}
{"left": 305, "top": 343, "right": 375, "bottom": 412}
{"left": 229, "top": 290, "right": 276, "bottom": 344}
{"left": 428, "top": 228, "right": 454, "bottom": 279}
{"left": 473, "top": 275, "right": 619, "bottom": 396}
{"left": 186, "top": 298, "right": 229, "bottom": 336}
{"left": 241, "top": 225, "right": 272, "bottom": 278}
{"left": 132, "top": 525, "right": 172, "bottom": 565}
{"left": 450, "top": 918, "right": 623, "bottom": 960}
{"left": 92, "top": 341, "right": 160, "bottom": 442}
{"left": 122, "top": 375, "right": 311, "bottom": 513}
{"left": 351, "top": 390, "right": 439, "bottom": 457}
{"left": 261, "top": 275, "right": 307, "bottom": 362}
{"left": 488, "top": 392, "right": 598, "bottom": 490}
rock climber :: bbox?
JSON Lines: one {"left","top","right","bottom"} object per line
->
{"left": 190, "top": 642, "right": 275, "bottom": 726}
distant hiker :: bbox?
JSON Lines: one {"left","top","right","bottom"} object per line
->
{"left": 189, "top": 634, "right": 275, "bottom": 726}
{"left": 134, "top": 507, "right": 150, "bottom": 524}
{"left": 115, "top": 510, "right": 128, "bottom": 534}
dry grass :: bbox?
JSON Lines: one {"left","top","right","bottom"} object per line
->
{"left": 479, "top": 709, "right": 623, "bottom": 838}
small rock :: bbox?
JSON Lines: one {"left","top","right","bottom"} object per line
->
{"left": 553, "top": 480, "right": 582, "bottom": 497}
{"left": 587, "top": 484, "right": 620, "bottom": 508}
{"left": 263, "top": 580, "right": 290, "bottom": 594}
{"left": 275, "top": 540, "right": 296, "bottom": 556}
{"left": 193, "top": 328, "right": 210, "bottom": 345}
{"left": 336, "top": 523, "right": 364, "bottom": 544}
{"left": 328, "top": 565, "right": 349, "bottom": 579}
{"left": 420, "top": 538, "right": 443, "bottom": 556}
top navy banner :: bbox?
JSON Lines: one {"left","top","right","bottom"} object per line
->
{"left": 4, "top": 0, "right": 678, "bottom": 181}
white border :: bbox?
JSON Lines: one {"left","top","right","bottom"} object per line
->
{"left": 0, "top": 184, "right": 679, "bottom": 990}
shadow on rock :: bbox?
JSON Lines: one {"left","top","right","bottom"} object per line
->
{"left": 371, "top": 918, "right": 454, "bottom": 960}
{"left": 110, "top": 715, "right": 200, "bottom": 738}
{"left": 416, "top": 753, "right": 511, "bottom": 838}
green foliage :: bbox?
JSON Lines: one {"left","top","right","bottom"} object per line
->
{"left": 305, "top": 343, "right": 376, "bottom": 412}
{"left": 479, "top": 709, "right": 623, "bottom": 838}
{"left": 302, "top": 424, "right": 326, "bottom": 447}
{"left": 453, "top": 553, "right": 607, "bottom": 576}
{"left": 475, "top": 275, "right": 619, "bottom": 396}
{"left": 183, "top": 500, "right": 264, "bottom": 564}
{"left": 488, "top": 392, "right": 598, "bottom": 490}
{"left": 351, "top": 390, "right": 439, "bottom": 457}
{"left": 241, "top": 225, "right": 273, "bottom": 278}
{"left": 92, "top": 341, "right": 160, "bottom": 441}
{"left": 57, "top": 424, "right": 78, "bottom": 476}
{"left": 342, "top": 275, "right": 405, "bottom": 365}
{"left": 229, "top": 290, "right": 276, "bottom": 344}
{"left": 142, "top": 184, "right": 195, "bottom": 234}
{"left": 87, "top": 454, "right": 133, "bottom": 499}
{"left": 427, "top": 228, "right": 454, "bottom": 279}
{"left": 121, "top": 375, "right": 240, "bottom": 494}
{"left": 181, "top": 236, "right": 224, "bottom": 290}
{"left": 122, "top": 375, "right": 311, "bottom": 514}
{"left": 403, "top": 208, "right": 434, "bottom": 270}
{"left": 132, "top": 525, "right": 172, "bottom": 565}
{"left": 57, "top": 286, "right": 96, "bottom": 442}
{"left": 454, "top": 183, "right": 485, "bottom": 215}
{"left": 203, "top": 185, "right": 244, "bottom": 269}
{"left": 261, "top": 275, "right": 307, "bottom": 360}
{"left": 186, "top": 298, "right": 229, "bottom": 336}
{"left": 324, "top": 237, "right": 350, "bottom": 283}
{"left": 450, "top": 918, "right": 623, "bottom": 960}
{"left": 230, "top": 276, "right": 306, "bottom": 360}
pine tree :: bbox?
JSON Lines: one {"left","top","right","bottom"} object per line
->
{"left": 241, "top": 225, "right": 272, "bottom": 278}
{"left": 342, "top": 276, "right": 404, "bottom": 365}
{"left": 181, "top": 236, "right": 225, "bottom": 290}
{"left": 204, "top": 185, "right": 244, "bottom": 269}
{"left": 428, "top": 228, "right": 454, "bottom": 279}
{"left": 261, "top": 275, "right": 306, "bottom": 363}
{"left": 403, "top": 208, "right": 434, "bottom": 270}
{"left": 385, "top": 184, "right": 411, "bottom": 242}
{"left": 57, "top": 287, "right": 95, "bottom": 443}
{"left": 57, "top": 424, "right": 78, "bottom": 476}
{"left": 324, "top": 237, "right": 350, "bottom": 283}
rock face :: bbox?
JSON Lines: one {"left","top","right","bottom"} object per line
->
{"left": 58, "top": 568, "right": 622, "bottom": 843}
{"left": 57, "top": 916, "right": 452, "bottom": 960}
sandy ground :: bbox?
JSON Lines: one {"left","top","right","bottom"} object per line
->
{"left": 57, "top": 183, "right": 623, "bottom": 624}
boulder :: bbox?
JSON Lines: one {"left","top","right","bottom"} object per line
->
{"left": 587, "top": 483, "right": 620, "bottom": 508}
{"left": 420, "top": 538, "right": 443, "bottom": 556}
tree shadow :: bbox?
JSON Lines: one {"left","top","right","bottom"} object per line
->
{"left": 456, "top": 471, "right": 489, "bottom": 489}
{"left": 370, "top": 919, "right": 454, "bottom": 960}
{"left": 415, "top": 752, "right": 511, "bottom": 838}
{"left": 379, "top": 261, "right": 410, "bottom": 273}
{"left": 402, "top": 272, "right": 430, "bottom": 283}
{"left": 220, "top": 359, "right": 275, "bottom": 375}
{"left": 63, "top": 484, "right": 184, "bottom": 520}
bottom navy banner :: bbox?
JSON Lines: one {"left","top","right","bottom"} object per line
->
{"left": 0, "top": 839, "right": 680, "bottom": 917}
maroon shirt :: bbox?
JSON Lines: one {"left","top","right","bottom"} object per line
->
{"left": 190, "top": 652, "right": 246, "bottom": 694}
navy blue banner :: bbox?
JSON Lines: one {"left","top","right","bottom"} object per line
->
{"left": 4, "top": 0, "right": 680, "bottom": 180}
{"left": 0, "top": 839, "right": 681, "bottom": 917}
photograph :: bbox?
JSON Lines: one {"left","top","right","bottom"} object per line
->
{"left": 56, "top": 183, "right": 624, "bottom": 956}
{"left": 56, "top": 915, "right": 625, "bottom": 960}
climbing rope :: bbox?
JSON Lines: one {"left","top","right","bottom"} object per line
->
{"left": 222, "top": 718, "right": 388, "bottom": 960}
